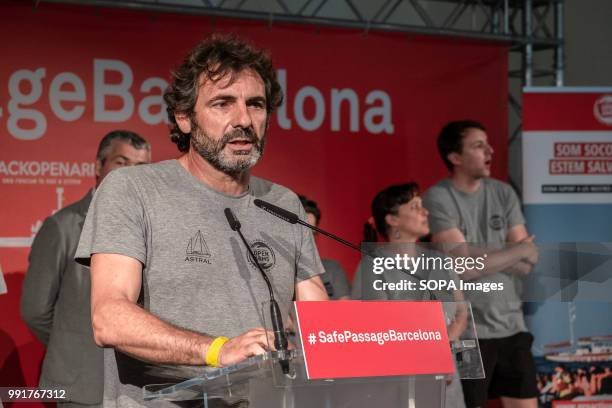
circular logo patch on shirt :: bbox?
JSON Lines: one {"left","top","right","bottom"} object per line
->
{"left": 489, "top": 214, "right": 504, "bottom": 231}
{"left": 247, "top": 240, "right": 276, "bottom": 271}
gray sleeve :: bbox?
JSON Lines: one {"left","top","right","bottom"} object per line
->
{"left": 350, "top": 259, "right": 365, "bottom": 300}
{"left": 294, "top": 199, "right": 325, "bottom": 282}
{"left": 351, "top": 256, "right": 389, "bottom": 301}
{"left": 324, "top": 260, "right": 351, "bottom": 299}
{"left": 75, "top": 171, "right": 147, "bottom": 266}
{"left": 351, "top": 257, "right": 379, "bottom": 300}
{"left": 503, "top": 184, "right": 526, "bottom": 229}
{"left": 423, "top": 187, "right": 459, "bottom": 235}
{"left": 21, "top": 216, "right": 65, "bottom": 345}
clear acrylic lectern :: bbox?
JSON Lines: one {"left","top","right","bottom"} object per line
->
{"left": 142, "top": 301, "right": 483, "bottom": 408}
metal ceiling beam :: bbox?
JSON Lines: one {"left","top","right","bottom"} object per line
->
{"left": 37, "top": 0, "right": 562, "bottom": 51}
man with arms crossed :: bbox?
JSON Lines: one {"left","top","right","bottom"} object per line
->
{"left": 423, "top": 120, "right": 538, "bottom": 408}
{"left": 75, "top": 35, "right": 328, "bottom": 407}
{"left": 21, "top": 130, "right": 151, "bottom": 407}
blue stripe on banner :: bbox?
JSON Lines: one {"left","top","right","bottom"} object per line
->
{"left": 524, "top": 203, "right": 612, "bottom": 362}
{"left": 524, "top": 204, "right": 612, "bottom": 242}
{"left": 525, "top": 301, "right": 612, "bottom": 358}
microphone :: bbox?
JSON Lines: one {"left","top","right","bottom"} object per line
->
{"left": 253, "top": 199, "right": 300, "bottom": 224}
{"left": 253, "top": 199, "right": 368, "bottom": 256}
{"left": 225, "top": 207, "right": 241, "bottom": 230}
{"left": 223, "top": 208, "right": 290, "bottom": 374}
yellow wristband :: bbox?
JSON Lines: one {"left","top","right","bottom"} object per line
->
{"left": 205, "top": 336, "right": 229, "bottom": 367}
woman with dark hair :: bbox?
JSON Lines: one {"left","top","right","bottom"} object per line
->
{"left": 352, "top": 182, "right": 468, "bottom": 408}
{"left": 352, "top": 182, "right": 435, "bottom": 301}
{"left": 362, "top": 182, "right": 428, "bottom": 244}
{"left": 352, "top": 181, "right": 466, "bottom": 311}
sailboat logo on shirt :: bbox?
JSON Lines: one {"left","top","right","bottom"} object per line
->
{"left": 185, "top": 230, "right": 212, "bottom": 264}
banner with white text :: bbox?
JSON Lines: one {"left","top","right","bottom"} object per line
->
{"left": 522, "top": 88, "right": 612, "bottom": 408}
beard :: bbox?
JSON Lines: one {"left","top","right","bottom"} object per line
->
{"left": 190, "top": 123, "right": 266, "bottom": 176}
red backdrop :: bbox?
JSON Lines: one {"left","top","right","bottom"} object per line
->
{"left": 0, "top": 0, "right": 508, "bottom": 392}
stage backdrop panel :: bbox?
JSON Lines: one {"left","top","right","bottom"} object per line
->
{"left": 522, "top": 87, "right": 612, "bottom": 408}
{"left": 0, "top": 1, "right": 508, "bottom": 390}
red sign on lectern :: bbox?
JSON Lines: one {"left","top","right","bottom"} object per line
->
{"left": 294, "top": 301, "right": 454, "bottom": 379}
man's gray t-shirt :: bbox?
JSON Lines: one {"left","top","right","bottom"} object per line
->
{"left": 75, "top": 160, "right": 324, "bottom": 407}
{"left": 423, "top": 178, "right": 527, "bottom": 339}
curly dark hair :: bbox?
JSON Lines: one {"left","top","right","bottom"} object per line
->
{"left": 163, "top": 34, "right": 284, "bottom": 152}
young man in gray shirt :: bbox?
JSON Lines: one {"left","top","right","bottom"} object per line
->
{"left": 75, "top": 35, "right": 328, "bottom": 407}
{"left": 423, "top": 120, "right": 539, "bottom": 408}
